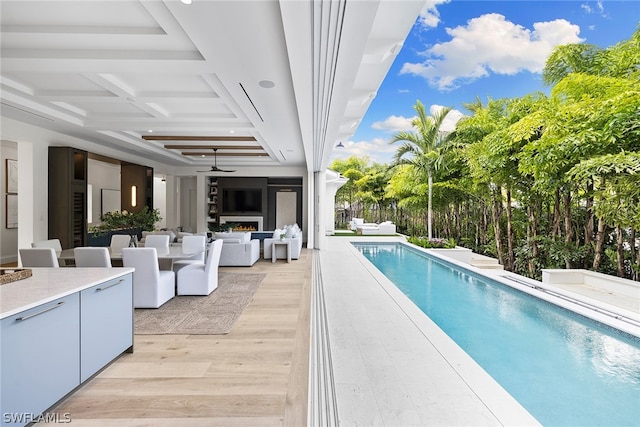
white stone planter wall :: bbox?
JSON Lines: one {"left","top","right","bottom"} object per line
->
{"left": 542, "top": 269, "right": 640, "bottom": 299}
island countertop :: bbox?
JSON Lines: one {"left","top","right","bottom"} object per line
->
{"left": 0, "top": 267, "right": 134, "bottom": 319}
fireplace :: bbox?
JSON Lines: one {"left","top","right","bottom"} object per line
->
{"left": 219, "top": 216, "right": 264, "bottom": 231}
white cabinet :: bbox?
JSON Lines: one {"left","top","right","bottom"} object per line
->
{"left": 0, "top": 271, "right": 134, "bottom": 426}
{"left": 80, "top": 275, "right": 133, "bottom": 382}
{"left": 1, "top": 294, "right": 80, "bottom": 426}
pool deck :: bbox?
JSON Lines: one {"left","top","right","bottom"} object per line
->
{"left": 319, "top": 235, "right": 639, "bottom": 426}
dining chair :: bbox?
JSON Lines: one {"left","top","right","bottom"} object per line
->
{"left": 143, "top": 234, "right": 171, "bottom": 270}
{"left": 143, "top": 234, "right": 170, "bottom": 254}
{"left": 110, "top": 234, "right": 131, "bottom": 254}
{"left": 73, "top": 247, "right": 112, "bottom": 267}
{"left": 122, "top": 247, "right": 175, "bottom": 308}
{"left": 177, "top": 239, "right": 223, "bottom": 296}
{"left": 172, "top": 235, "right": 207, "bottom": 274}
{"left": 31, "top": 238, "right": 63, "bottom": 252}
{"left": 31, "top": 238, "right": 65, "bottom": 265}
{"left": 19, "top": 248, "right": 60, "bottom": 268}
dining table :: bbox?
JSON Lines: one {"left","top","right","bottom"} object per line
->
{"left": 58, "top": 246, "right": 203, "bottom": 270}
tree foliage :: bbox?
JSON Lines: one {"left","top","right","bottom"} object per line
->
{"left": 330, "top": 28, "right": 640, "bottom": 280}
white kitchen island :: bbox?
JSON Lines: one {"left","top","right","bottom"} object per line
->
{"left": 1, "top": 268, "right": 134, "bottom": 426}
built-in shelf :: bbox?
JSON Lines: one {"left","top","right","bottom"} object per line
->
{"left": 207, "top": 177, "right": 218, "bottom": 225}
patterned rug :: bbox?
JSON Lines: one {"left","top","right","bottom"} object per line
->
{"left": 134, "top": 272, "right": 265, "bottom": 335}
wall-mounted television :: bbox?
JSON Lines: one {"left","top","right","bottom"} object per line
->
{"left": 222, "top": 188, "right": 262, "bottom": 213}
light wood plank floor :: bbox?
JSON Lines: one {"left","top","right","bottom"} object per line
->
{"left": 49, "top": 249, "right": 312, "bottom": 426}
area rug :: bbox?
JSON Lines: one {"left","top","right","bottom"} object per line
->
{"left": 134, "top": 272, "right": 265, "bottom": 335}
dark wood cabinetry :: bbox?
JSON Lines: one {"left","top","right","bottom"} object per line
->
{"left": 48, "top": 147, "right": 88, "bottom": 248}
{"left": 120, "top": 163, "right": 153, "bottom": 213}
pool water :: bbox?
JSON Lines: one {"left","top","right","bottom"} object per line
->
{"left": 354, "top": 242, "right": 640, "bottom": 427}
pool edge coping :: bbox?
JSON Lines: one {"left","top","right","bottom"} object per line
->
{"left": 344, "top": 237, "right": 542, "bottom": 426}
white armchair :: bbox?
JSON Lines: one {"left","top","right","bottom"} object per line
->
{"left": 177, "top": 239, "right": 223, "bottom": 296}
{"left": 214, "top": 232, "right": 260, "bottom": 267}
{"left": 122, "top": 247, "right": 175, "bottom": 308}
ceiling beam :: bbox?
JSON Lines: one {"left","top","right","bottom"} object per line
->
{"left": 142, "top": 135, "right": 257, "bottom": 141}
{"left": 164, "top": 144, "right": 264, "bottom": 150}
{"left": 183, "top": 152, "right": 269, "bottom": 157}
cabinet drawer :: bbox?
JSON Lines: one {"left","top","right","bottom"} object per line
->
{"left": 80, "top": 274, "right": 133, "bottom": 382}
{"left": 1, "top": 293, "right": 80, "bottom": 426}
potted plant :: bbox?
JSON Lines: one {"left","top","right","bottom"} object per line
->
{"left": 90, "top": 206, "right": 162, "bottom": 247}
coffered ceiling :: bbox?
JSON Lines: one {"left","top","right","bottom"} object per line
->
{"left": 0, "top": 0, "right": 425, "bottom": 173}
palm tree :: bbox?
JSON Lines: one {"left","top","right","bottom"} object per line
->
{"left": 390, "top": 100, "right": 454, "bottom": 240}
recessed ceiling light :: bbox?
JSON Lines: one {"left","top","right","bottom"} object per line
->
{"left": 230, "top": 130, "right": 235, "bottom": 134}
{"left": 148, "top": 129, "right": 153, "bottom": 133}
{"left": 259, "top": 80, "right": 275, "bottom": 89}
{"left": 181, "top": 0, "right": 192, "bottom": 4}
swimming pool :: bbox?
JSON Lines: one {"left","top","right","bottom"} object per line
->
{"left": 353, "top": 242, "right": 640, "bottom": 427}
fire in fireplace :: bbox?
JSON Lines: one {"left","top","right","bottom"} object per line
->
{"left": 220, "top": 216, "right": 264, "bottom": 231}
{"left": 231, "top": 222, "right": 259, "bottom": 231}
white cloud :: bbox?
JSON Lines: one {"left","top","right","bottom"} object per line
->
{"left": 330, "top": 137, "right": 398, "bottom": 165}
{"left": 417, "top": 0, "right": 451, "bottom": 28}
{"left": 581, "top": 1, "right": 605, "bottom": 15}
{"left": 372, "top": 107, "right": 466, "bottom": 134}
{"left": 429, "top": 105, "right": 466, "bottom": 132}
{"left": 401, "top": 13, "right": 584, "bottom": 90}
{"left": 371, "top": 115, "right": 415, "bottom": 132}
{"left": 330, "top": 106, "right": 467, "bottom": 165}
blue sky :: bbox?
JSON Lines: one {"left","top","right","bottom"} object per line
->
{"left": 330, "top": 0, "right": 639, "bottom": 165}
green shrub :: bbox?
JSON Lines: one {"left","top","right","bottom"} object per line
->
{"left": 408, "top": 236, "right": 456, "bottom": 249}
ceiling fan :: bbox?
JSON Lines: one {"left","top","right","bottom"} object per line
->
{"left": 197, "top": 148, "right": 236, "bottom": 173}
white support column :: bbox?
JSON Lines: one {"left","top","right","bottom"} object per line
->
{"left": 314, "top": 171, "right": 327, "bottom": 250}
{"left": 17, "top": 141, "right": 37, "bottom": 255}
{"left": 324, "top": 170, "right": 348, "bottom": 235}
{"left": 306, "top": 170, "right": 316, "bottom": 250}
{"left": 164, "top": 175, "right": 178, "bottom": 230}
{"left": 196, "top": 174, "right": 206, "bottom": 233}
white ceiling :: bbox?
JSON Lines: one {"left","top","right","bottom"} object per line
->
{"left": 0, "top": 0, "right": 425, "bottom": 173}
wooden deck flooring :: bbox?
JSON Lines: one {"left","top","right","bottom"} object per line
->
{"left": 49, "top": 250, "right": 312, "bottom": 426}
